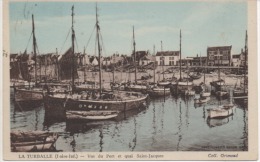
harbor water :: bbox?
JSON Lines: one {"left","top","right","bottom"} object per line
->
{"left": 10, "top": 89, "right": 248, "bottom": 152}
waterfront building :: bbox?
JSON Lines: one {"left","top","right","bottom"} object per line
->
{"left": 207, "top": 46, "right": 232, "bottom": 66}
{"left": 155, "top": 51, "right": 180, "bottom": 66}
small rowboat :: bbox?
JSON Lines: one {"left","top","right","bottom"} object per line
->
{"left": 11, "top": 131, "right": 59, "bottom": 152}
{"left": 66, "top": 110, "right": 119, "bottom": 120}
{"left": 147, "top": 86, "right": 171, "bottom": 97}
{"left": 207, "top": 104, "right": 235, "bottom": 119}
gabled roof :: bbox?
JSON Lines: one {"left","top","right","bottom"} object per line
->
{"left": 207, "top": 46, "right": 232, "bottom": 51}
{"left": 140, "top": 55, "right": 155, "bottom": 61}
{"left": 156, "top": 51, "right": 180, "bottom": 56}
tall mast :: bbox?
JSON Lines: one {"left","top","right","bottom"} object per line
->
{"left": 161, "top": 41, "right": 164, "bottom": 80}
{"left": 112, "top": 56, "right": 115, "bottom": 83}
{"left": 133, "top": 26, "right": 137, "bottom": 84}
{"left": 32, "top": 14, "right": 37, "bottom": 84}
{"left": 71, "top": 5, "right": 75, "bottom": 93}
{"left": 83, "top": 47, "right": 86, "bottom": 82}
{"left": 179, "top": 30, "right": 182, "bottom": 80}
{"left": 217, "top": 49, "right": 220, "bottom": 80}
{"left": 96, "top": 4, "right": 102, "bottom": 94}
{"left": 153, "top": 45, "right": 156, "bottom": 83}
{"left": 244, "top": 30, "right": 247, "bottom": 94}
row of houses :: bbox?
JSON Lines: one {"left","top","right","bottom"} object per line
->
{"left": 10, "top": 45, "right": 248, "bottom": 69}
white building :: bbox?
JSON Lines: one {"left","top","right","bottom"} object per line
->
{"left": 155, "top": 51, "right": 180, "bottom": 66}
{"left": 232, "top": 54, "right": 240, "bottom": 67}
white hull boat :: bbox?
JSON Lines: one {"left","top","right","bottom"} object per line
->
{"left": 66, "top": 110, "right": 119, "bottom": 120}
{"left": 207, "top": 104, "right": 235, "bottom": 119}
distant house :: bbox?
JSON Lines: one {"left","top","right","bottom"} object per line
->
{"left": 155, "top": 51, "right": 180, "bottom": 66}
{"left": 90, "top": 56, "right": 102, "bottom": 66}
{"left": 132, "top": 51, "right": 148, "bottom": 63}
{"left": 232, "top": 54, "right": 241, "bottom": 67}
{"left": 231, "top": 48, "right": 248, "bottom": 67}
{"left": 139, "top": 55, "right": 156, "bottom": 66}
{"left": 102, "top": 57, "right": 111, "bottom": 66}
{"left": 207, "top": 46, "right": 232, "bottom": 66}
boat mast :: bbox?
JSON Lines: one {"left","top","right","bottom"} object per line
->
{"left": 244, "top": 30, "right": 247, "bottom": 94}
{"left": 161, "top": 41, "right": 164, "bottom": 80}
{"left": 112, "top": 55, "right": 115, "bottom": 83}
{"left": 179, "top": 30, "right": 182, "bottom": 80}
{"left": 133, "top": 26, "right": 137, "bottom": 84}
{"left": 83, "top": 47, "right": 86, "bottom": 82}
{"left": 96, "top": 4, "right": 102, "bottom": 94}
{"left": 70, "top": 5, "right": 76, "bottom": 93}
{"left": 32, "top": 14, "right": 37, "bottom": 84}
{"left": 153, "top": 45, "right": 156, "bottom": 83}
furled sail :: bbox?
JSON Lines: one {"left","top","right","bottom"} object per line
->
{"left": 59, "top": 48, "right": 78, "bottom": 80}
{"left": 19, "top": 51, "right": 30, "bottom": 81}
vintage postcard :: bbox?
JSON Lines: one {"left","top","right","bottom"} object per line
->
{"left": 2, "top": 0, "right": 258, "bottom": 160}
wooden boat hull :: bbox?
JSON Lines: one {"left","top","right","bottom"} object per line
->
{"left": 45, "top": 93, "right": 148, "bottom": 115}
{"left": 147, "top": 88, "right": 171, "bottom": 97}
{"left": 124, "top": 85, "right": 148, "bottom": 93}
{"left": 158, "top": 81, "right": 170, "bottom": 86}
{"left": 177, "top": 82, "right": 193, "bottom": 92}
{"left": 12, "top": 141, "right": 56, "bottom": 152}
{"left": 207, "top": 107, "right": 234, "bottom": 119}
{"left": 11, "top": 131, "right": 58, "bottom": 152}
{"left": 14, "top": 88, "right": 44, "bottom": 102}
{"left": 66, "top": 110, "right": 119, "bottom": 120}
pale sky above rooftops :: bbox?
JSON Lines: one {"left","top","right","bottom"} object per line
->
{"left": 9, "top": 1, "right": 247, "bottom": 57}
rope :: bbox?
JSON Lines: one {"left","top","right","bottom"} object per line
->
{"left": 59, "top": 28, "right": 71, "bottom": 55}
{"left": 25, "top": 32, "right": 33, "bottom": 52}
{"left": 74, "top": 35, "right": 79, "bottom": 53}
{"left": 85, "top": 24, "right": 96, "bottom": 50}
{"left": 99, "top": 33, "right": 106, "bottom": 56}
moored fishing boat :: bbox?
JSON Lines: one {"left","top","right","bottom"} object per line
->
{"left": 14, "top": 15, "right": 44, "bottom": 104}
{"left": 45, "top": 5, "right": 148, "bottom": 115}
{"left": 207, "top": 91, "right": 235, "bottom": 119}
{"left": 147, "top": 86, "right": 170, "bottom": 97}
{"left": 66, "top": 110, "right": 119, "bottom": 120}
{"left": 207, "top": 104, "right": 235, "bottom": 119}
{"left": 11, "top": 131, "right": 59, "bottom": 152}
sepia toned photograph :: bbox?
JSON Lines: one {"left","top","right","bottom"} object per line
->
{"left": 2, "top": 0, "right": 258, "bottom": 160}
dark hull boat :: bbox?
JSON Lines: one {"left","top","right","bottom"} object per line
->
{"left": 46, "top": 90, "right": 148, "bottom": 112}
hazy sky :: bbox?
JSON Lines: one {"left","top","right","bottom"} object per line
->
{"left": 9, "top": 1, "right": 247, "bottom": 57}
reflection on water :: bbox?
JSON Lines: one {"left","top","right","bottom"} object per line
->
{"left": 206, "top": 115, "right": 233, "bottom": 128}
{"left": 10, "top": 91, "right": 248, "bottom": 152}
